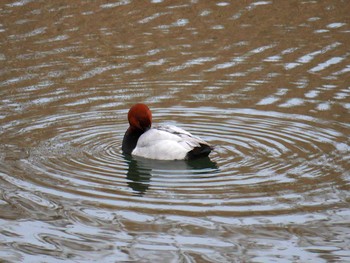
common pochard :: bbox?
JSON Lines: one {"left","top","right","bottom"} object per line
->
{"left": 122, "top": 104, "right": 212, "bottom": 160}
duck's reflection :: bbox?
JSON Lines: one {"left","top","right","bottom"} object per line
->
{"left": 124, "top": 155, "right": 218, "bottom": 196}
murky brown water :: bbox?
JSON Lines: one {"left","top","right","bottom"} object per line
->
{"left": 1, "top": 0, "right": 349, "bottom": 262}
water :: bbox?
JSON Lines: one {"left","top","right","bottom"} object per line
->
{"left": 1, "top": 0, "right": 349, "bottom": 262}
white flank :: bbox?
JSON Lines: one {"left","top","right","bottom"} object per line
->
{"left": 131, "top": 125, "right": 208, "bottom": 160}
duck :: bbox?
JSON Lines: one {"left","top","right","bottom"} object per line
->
{"left": 122, "top": 103, "right": 213, "bottom": 160}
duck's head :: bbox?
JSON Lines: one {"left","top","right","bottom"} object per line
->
{"left": 128, "top": 103, "right": 152, "bottom": 131}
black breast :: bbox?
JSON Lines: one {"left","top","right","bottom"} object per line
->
{"left": 122, "top": 127, "right": 144, "bottom": 154}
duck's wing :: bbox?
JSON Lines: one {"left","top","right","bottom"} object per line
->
{"left": 155, "top": 124, "right": 210, "bottom": 148}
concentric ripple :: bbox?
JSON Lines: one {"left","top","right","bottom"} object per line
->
{"left": 1, "top": 107, "right": 348, "bottom": 219}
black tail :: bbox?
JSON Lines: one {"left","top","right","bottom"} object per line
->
{"left": 186, "top": 143, "right": 213, "bottom": 160}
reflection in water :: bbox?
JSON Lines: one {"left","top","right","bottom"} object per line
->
{"left": 125, "top": 154, "right": 218, "bottom": 196}
{"left": 125, "top": 155, "right": 152, "bottom": 196}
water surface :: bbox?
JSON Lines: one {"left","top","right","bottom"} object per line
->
{"left": 0, "top": 0, "right": 349, "bottom": 262}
